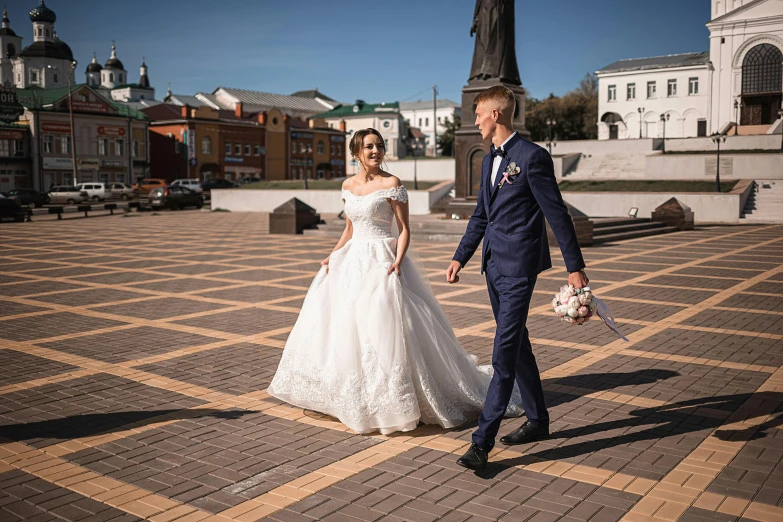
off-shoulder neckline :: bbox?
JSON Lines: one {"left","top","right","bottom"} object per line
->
{"left": 341, "top": 186, "right": 406, "bottom": 198}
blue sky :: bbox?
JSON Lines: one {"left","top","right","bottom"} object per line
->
{"left": 9, "top": 0, "right": 711, "bottom": 104}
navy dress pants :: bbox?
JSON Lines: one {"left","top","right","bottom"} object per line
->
{"left": 472, "top": 253, "right": 549, "bottom": 451}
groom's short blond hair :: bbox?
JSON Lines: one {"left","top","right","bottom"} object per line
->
{"left": 474, "top": 85, "right": 515, "bottom": 118}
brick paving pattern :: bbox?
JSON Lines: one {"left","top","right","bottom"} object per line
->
{"left": 0, "top": 212, "right": 781, "bottom": 522}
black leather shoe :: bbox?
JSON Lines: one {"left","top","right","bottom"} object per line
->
{"left": 456, "top": 443, "right": 488, "bottom": 470}
{"left": 500, "top": 420, "right": 549, "bottom": 445}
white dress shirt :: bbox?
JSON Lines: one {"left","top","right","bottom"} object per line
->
{"left": 490, "top": 131, "right": 517, "bottom": 188}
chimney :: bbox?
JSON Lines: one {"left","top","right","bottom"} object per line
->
{"left": 339, "top": 119, "right": 346, "bottom": 132}
{"left": 235, "top": 102, "right": 243, "bottom": 118}
{"left": 180, "top": 104, "right": 190, "bottom": 118}
{"left": 257, "top": 112, "right": 265, "bottom": 125}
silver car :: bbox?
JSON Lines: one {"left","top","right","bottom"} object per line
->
{"left": 48, "top": 186, "right": 88, "bottom": 205}
{"left": 107, "top": 182, "right": 137, "bottom": 200}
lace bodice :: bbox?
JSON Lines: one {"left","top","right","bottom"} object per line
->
{"left": 342, "top": 186, "right": 409, "bottom": 240}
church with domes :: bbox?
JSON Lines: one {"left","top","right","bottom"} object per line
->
{"left": 0, "top": 1, "right": 154, "bottom": 102}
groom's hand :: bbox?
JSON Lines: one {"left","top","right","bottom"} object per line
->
{"left": 446, "top": 260, "right": 462, "bottom": 284}
{"left": 568, "top": 269, "right": 589, "bottom": 289}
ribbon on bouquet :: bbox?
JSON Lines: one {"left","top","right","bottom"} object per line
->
{"left": 590, "top": 292, "right": 629, "bottom": 342}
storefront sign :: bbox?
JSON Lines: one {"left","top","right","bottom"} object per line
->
{"left": 330, "top": 159, "right": 345, "bottom": 166}
{"left": 224, "top": 166, "right": 263, "bottom": 174}
{"left": 291, "top": 158, "right": 313, "bottom": 167}
{"left": 97, "top": 126, "right": 126, "bottom": 137}
{"left": 330, "top": 135, "right": 346, "bottom": 143}
{"left": 0, "top": 129, "right": 25, "bottom": 140}
{"left": 224, "top": 156, "right": 244, "bottom": 163}
{"left": 76, "top": 158, "right": 99, "bottom": 170}
{"left": 41, "top": 122, "right": 72, "bottom": 133}
{"left": 101, "top": 159, "right": 126, "bottom": 168}
{"left": 291, "top": 132, "right": 314, "bottom": 140}
{"left": 43, "top": 157, "right": 73, "bottom": 169}
{"left": 69, "top": 100, "right": 109, "bottom": 113}
{"left": 186, "top": 128, "right": 195, "bottom": 160}
{"left": 0, "top": 84, "right": 24, "bottom": 124}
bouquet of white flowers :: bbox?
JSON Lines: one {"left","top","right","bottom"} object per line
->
{"left": 552, "top": 285, "right": 628, "bottom": 341}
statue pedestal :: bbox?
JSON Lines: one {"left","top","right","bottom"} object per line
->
{"left": 447, "top": 80, "right": 529, "bottom": 217}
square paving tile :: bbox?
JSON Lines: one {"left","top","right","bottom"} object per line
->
{"left": 0, "top": 349, "right": 81, "bottom": 386}
{"left": 0, "top": 373, "right": 206, "bottom": 448}
{"left": 137, "top": 343, "right": 282, "bottom": 395}
{"left": 0, "top": 280, "right": 90, "bottom": 297}
{"left": 0, "top": 469, "right": 143, "bottom": 522}
{"left": 92, "top": 297, "right": 232, "bottom": 320}
{"left": 0, "top": 312, "right": 127, "bottom": 342}
{"left": 0, "top": 301, "right": 49, "bottom": 317}
{"left": 126, "top": 277, "right": 238, "bottom": 294}
{"left": 37, "top": 326, "right": 220, "bottom": 363}
{"left": 173, "top": 307, "right": 298, "bottom": 336}
{"left": 195, "top": 285, "right": 305, "bottom": 304}
{"left": 30, "top": 287, "right": 149, "bottom": 307}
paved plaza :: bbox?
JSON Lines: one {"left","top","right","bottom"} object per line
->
{"left": 0, "top": 212, "right": 782, "bottom": 522}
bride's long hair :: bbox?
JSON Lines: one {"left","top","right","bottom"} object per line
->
{"left": 350, "top": 128, "right": 387, "bottom": 175}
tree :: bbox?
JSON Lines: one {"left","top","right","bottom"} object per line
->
{"left": 437, "top": 114, "right": 461, "bottom": 156}
{"left": 523, "top": 73, "right": 598, "bottom": 143}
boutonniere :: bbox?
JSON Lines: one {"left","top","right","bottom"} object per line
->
{"left": 499, "top": 161, "right": 521, "bottom": 187}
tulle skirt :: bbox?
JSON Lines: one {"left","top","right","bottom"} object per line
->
{"left": 267, "top": 236, "right": 523, "bottom": 435}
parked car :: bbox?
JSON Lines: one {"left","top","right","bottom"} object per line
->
{"left": 0, "top": 197, "right": 26, "bottom": 222}
{"left": 107, "top": 182, "right": 137, "bottom": 200}
{"left": 47, "top": 186, "right": 89, "bottom": 205}
{"left": 75, "top": 182, "right": 111, "bottom": 202}
{"left": 171, "top": 179, "right": 203, "bottom": 193}
{"left": 4, "top": 189, "right": 49, "bottom": 208}
{"left": 239, "top": 177, "right": 262, "bottom": 185}
{"left": 133, "top": 178, "right": 168, "bottom": 194}
{"left": 202, "top": 178, "right": 237, "bottom": 191}
{"left": 148, "top": 186, "right": 204, "bottom": 210}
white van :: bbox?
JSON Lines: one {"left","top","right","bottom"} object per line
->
{"left": 75, "top": 182, "right": 111, "bottom": 201}
{"left": 171, "top": 179, "right": 203, "bottom": 193}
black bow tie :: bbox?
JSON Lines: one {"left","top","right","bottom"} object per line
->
{"left": 490, "top": 145, "right": 506, "bottom": 158}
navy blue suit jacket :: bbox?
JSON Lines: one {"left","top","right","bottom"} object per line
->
{"left": 453, "top": 134, "right": 585, "bottom": 278}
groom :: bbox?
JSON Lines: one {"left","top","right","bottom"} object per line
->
{"left": 447, "top": 85, "right": 588, "bottom": 470}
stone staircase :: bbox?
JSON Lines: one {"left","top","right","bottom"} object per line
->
{"left": 564, "top": 152, "right": 647, "bottom": 180}
{"left": 303, "top": 214, "right": 469, "bottom": 242}
{"left": 592, "top": 217, "right": 678, "bottom": 244}
{"left": 741, "top": 180, "right": 783, "bottom": 223}
{"left": 305, "top": 215, "right": 680, "bottom": 244}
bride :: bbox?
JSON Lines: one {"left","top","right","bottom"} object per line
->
{"left": 268, "top": 128, "right": 522, "bottom": 435}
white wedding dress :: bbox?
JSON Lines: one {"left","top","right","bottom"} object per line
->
{"left": 268, "top": 185, "right": 523, "bottom": 435}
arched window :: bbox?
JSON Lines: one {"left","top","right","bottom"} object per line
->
{"left": 742, "top": 44, "right": 783, "bottom": 95}
{"left": 109, "top": 73, "right": 114, "bottom": 82}
{"left": 201, "top": 136, "right": 212, "bottom": 154}
{"left": 6, "top": 43, "right": 15, "bottom": 58}
{"left": 317, "top": 140, "right": 324, "bottom": 154}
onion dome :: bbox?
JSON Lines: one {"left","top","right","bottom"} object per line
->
{"left": 0, "top": 6, "right": 17, "bottom": 36}
{"left": 29, "top": 0, "right": 56, "bottom": 24}
{"left": 52, "top": 31, "right": 73, "bottom": 61}
{"left": 104, "top": 42, "right": 124, "bottom": 69}
{"left": 86, "top": 52, "right": 102, "bottom": 73}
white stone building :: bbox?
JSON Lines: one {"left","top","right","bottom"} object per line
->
{"left": 596, "top": 0, "right": 783, "bottom": 140}
{"left": 0, "top": 2, "right": 77, "bottom": 89}
{"left": 596, "top": 53, "right": 711, "bottom": 140}
{"left": 312, "top": 100, "right": 409, "bottom": 169}
{"left": 399, "top": 99, "right": 461, "bottom": 156}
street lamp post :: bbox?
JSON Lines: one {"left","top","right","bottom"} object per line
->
{"left": 637, "top": 107, "right": 645, "bottom": 139}
{"left": 546, "top": 118, "right": 556, "bottom": 155}
{"left": 412, "top": 141, "right": 419, "bottom": 191}
{"left": 48, "top": 62, "right": 78, "bottom": 185}
{"left": 711, "top": 133, "right": 727, "bottom": 193}
{"left": 660, "top": 113, "right": 670, "bottom": 153}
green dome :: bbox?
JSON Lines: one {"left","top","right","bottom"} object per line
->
{"left": 29, "top": 1, "right": 56, "bottom": 24}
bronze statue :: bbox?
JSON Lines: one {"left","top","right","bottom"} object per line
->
{"left": 469, "top": 0, "right": 521, "bottom": 85}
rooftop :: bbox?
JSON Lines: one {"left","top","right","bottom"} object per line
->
{"left": 596, "top": 51, "right": 711, "bottom": 74}
{"left": 399, "top": 99, "right": 460, "bottom": 111}
{"left": 312, "top": 100, "right": 400, "bottom": 119}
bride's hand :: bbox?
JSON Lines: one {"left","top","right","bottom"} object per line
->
{"left": 387, "top": 261, "right": 401, "bottom": 276}
{"left": 321, "top": 255, "right": 330, "bottom": 273}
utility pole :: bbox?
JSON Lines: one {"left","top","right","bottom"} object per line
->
{"left": 432, "top": 85, "right": 437, "bottom": 157}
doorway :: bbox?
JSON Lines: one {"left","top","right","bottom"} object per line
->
{"left": 740, "top": 44, "right": 783, "bottom": 126}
